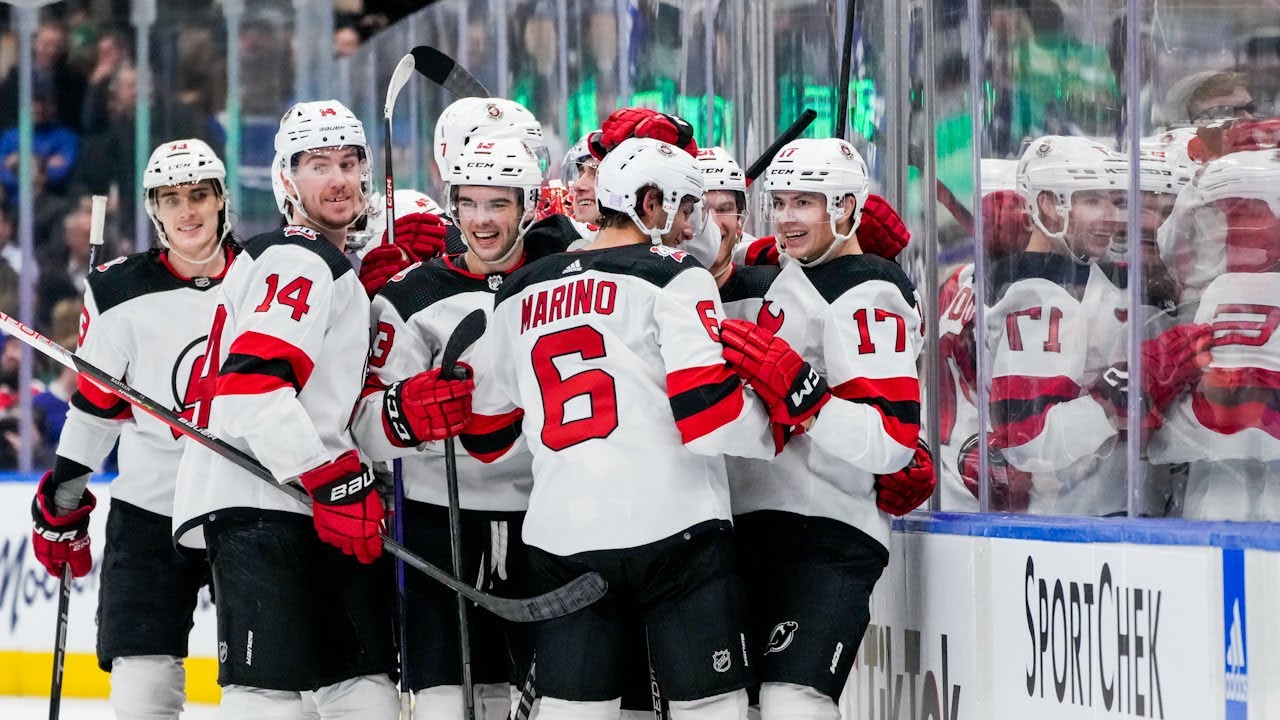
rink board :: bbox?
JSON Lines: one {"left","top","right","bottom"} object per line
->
{"left": 0, "top": 478, "right": 221, "bottom": 702}
{"left": 1, "top": 476, "right": 1278, "bottom": 716}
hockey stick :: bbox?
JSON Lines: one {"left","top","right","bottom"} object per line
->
{"left": 47, "top": 192, "right": 108, "bottom": 720}
{"left": 834, "top": 0, "right": 858, "bottom": 140}
{"left": 384, "top": 51, "right": 416, "bottom": 720}
{"left": 0, "top": 312, "right": 607, "bottom": 624}
{"left": 410, "top": 46, "right": 490, "bottom": 98}
{"left": 440, "top": 309, "right": 487, "bottom": 720}
{"left": 513, "top": 659, "right": 536, "bottom": 720}
{"left": 743, "top": 109, "right": 817, "bottom": 186}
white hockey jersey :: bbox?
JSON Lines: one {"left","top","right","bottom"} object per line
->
{"left": 936, "top": 263, "right": 980, "bottom": 512}
{"left": 474, "top": 243, "right": 776, "bottom": 556}
{"left": 173, "top": 226, "right": 370, "bottom": 548}
{"left": 1148, "top": 271, "right": 1280, "bottom": 520}
{"left": 352, "top": 253, "right": 532, "bottom": 511}
{"left": 721, "top": 255, "right": 923, "bottom": 551}
{"left": 57, "top": 248, "right": 234, "bottom": 517}
{"left": 985, "top": 253, "right": 1129, "bottom": 516}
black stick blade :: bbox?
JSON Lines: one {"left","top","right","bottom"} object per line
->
{"left": 441, "top": 308, "right": 487, "bottom": 379}
{"left": 410, "top": 46, "right": 490, "bottom": 98}
{"left": 744, "top": 109, "right": 817, "bottom": 185}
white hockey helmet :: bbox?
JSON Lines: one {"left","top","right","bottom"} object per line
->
{"left": 273, "top": 100, "right": 372, "bottom": 229}
{"left": 595, "top": 137, "right": 705, "bottom": 245}
{"left": 696, "top": 146, "right": 747, "bottom": 192}
{"left": 1016, "top": 135, "right": 1128, "bottom": 244}
{"left": 434, "top": 98, "right": 547, "bottom": 182}
{"left": 359, "top": 189, "right": 446, "bottom": 259}
{"left": 560, "top": 133, "right": 595, "bottom": 186}
{"left": 143, "top": 138, "right": 231, "bottom": 249}
{"left": 448, "top": 137, "right": 545, "bottom": 263}
{"left": 1137, "top": 128, "right": 1198, "bottom": 195}
{"left": 760, "top": 138, "right": 870, "bottom": 266}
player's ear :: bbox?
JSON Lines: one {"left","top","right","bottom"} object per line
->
{"left": 640, "top": 186, "right": 662, "bottom": 220}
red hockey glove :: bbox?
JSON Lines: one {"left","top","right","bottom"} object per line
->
{"left": 981, "top": 190, "right": 1032, "bottom": 259}
{"left": 719, "top": 318, "right": 830, "bottom": 426}
{"left": 874, "top": 440, "right": 936, "bottom": 515}
{"left": 382, "top": 365, "right": 476, "bottom": 447}
{"left": 1090, "top": 323, "right": 1213, "bottom": 428}
{"left": 30, "top": 471, "right": 96, "bottom": 578}
{"left": 537, "top": 180, "right": 574, "bottom": 222}
{"left": 358, "top": 212, "right": 448, "bottom": 299}
{"left": 744, "top": 236, "right": 781, "bottom": 266}
{"left": 959, "top": 434, "right": 1032, "bottom": 512}
{"left": 857, "top": 194, "right": 911, "bottom": 260}
{"left": 299, "top": 450, "right": 384, "bottom": 564}
{"left": 589, "top": 108, "right": 698, "bottom": 159}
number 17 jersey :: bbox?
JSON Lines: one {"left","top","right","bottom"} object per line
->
{"left": 477, "top": 244, "right": 776, "bottom": 556}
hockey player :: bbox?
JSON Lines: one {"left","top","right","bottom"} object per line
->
{"left": 171, "top": 100, "right": 470, "bottom": 718}
{"left": 983, "top": 135, "right": 1209, "bottom": 517}
{"left": 714, "top": 138, "right": 929, "bottom": 720}
{"left": 1147, "top": 147, "right": 1279, "bottom": 520}
{"left": 473, "top": 136, "right": 816, "bottom": 720}
{"left": 29, "top": 138, "right": 236, "bottom": 720}
{"left": 351, "top": 137, "right": 544, "bottom": 720}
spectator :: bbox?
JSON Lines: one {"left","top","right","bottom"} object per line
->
{"left": 80, "top": 29, "right": 132, "bottom": 132}
{"left": 73, "top": 65, "right": 141, "bottom": 238}
{"left": 334, "top": 25, "right": 362, "bottom": 58}
{"left": 0, "top": 203, "right": 19, "bottom": 317}
{"left": 0, "top": 20, "right": 87, "bottom": 131}
{"left": 36, "top": 195, "right": 93, "bottom": 331}
{"left": 1169, "top": 71, "right": 1258, "bottom": 127}
{"left": 0, "top": 83, "right": 80, "bottom": 198}
{"left": 31, "top": 299, "right": 82, "bottom": 453}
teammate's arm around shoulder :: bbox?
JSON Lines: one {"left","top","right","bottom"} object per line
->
{"left": 214, "top": 246, "right": 340, "bottom": 481}
{"left": 806, "top": 279, "right": 923, "bottom": 474}
{"left": 656, "top": 268, "right": 777, "bottom": 459}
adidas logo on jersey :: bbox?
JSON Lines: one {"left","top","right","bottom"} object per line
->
{"left": 562, "top": 259, "right": 583, "bottom": 274}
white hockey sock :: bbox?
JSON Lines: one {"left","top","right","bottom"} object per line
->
{"left": 312, "top": 673, "right": 399, "bottom": 719}
{"left": 668, "top": 689, "right": 748, "bottom": 720}
{"left": 220, "top": 685, "right": 304, "bottom": 720}
{"left": 758, "top": 682, "right": 837, "bottom": 720}
{"left": 621, "top": 710, "right": 658, "bottom": 720}
{"left": 537, "top": 696, "right": 621, "bottom": 720}
{"left": 109, "top": 655, "right": 186, "bottom": 720}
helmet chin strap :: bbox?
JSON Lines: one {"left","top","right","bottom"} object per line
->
{"left": 466, "top": 210, "right": 533, "bottom": 270}
{"left": 793, "top": 203, "right": 856, "bottom": 268}
{"left": 1035, "top": 202, "right": 1093, "bottom": 266}
{"left": 283, "top": 167, "right": 367, "bottom": 235}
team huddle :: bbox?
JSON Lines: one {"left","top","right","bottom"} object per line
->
{"left": 27, "top": 92, "right": 929, "bottom": 720}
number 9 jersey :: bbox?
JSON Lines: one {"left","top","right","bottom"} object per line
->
{"left": 173, "top": 226, "right": 371, "bottom": 548}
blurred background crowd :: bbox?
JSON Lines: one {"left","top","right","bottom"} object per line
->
{"left": 1, "top": 0, "right": 1277, "bottom": 524}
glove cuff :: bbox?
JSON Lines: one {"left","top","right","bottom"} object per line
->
{"left": 300, "top": 451, "right": 375, "bottom": 505}
{"left": 382, "top": 380, "right": 420, "bottom": 447}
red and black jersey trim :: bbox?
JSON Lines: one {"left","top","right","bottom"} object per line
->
{"left": 379, "top": 258, "right": 492, "bottom": 322}
{"left": 243, "top": 227, "right": 353, "bottom": 280}
{"left": 718, "top": 264, "right": 780, "bottom": 304}
{"left": 216, "top": 332, "right": 315, "bottom": 396}
{"left": 496, "top": 243, "right": 705, "bottom": 308}
{"left": 801, "top": 253, "right": 917, "bottom": 307}
{"left": 89, "top": 250, "right": 227, "bottom": 315}
{"left": 989, "top": 252, "right": 1093, "bottom": 305}
{"left": 989, "top": 375, "right": 1081, "bottom": 449}
{"left": 831, "top": 375, "right": 920, "bottom": 449}
{"left": 70, "top": 377, "right": 132, "bottom": 420}
{"left": 666, "top": 365, "right": 744, "bottom": 443}
{"left": 460, "top": 409, "right": 525, "bottom": 463}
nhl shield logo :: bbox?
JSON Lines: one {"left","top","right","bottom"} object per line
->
{"left": 712, "top": 649, "right": 731, "bottom": 673}
{"left": 194, "top": 276, "right": 211, "bottom": 288}
{"left": 218, "top": 641, "right": 228, "bottom": 663}
{"left": 487, "top": 274, "right": 503, "bottom": 291}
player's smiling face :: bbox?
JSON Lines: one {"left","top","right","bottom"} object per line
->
{"left": 154, "top": 180, "right": 223, "bottom": 252}
{"left": 290, "top": 147, "right": 366, "bottom": 229}
{"left": 771, "top": 191, "right": 841, "bottom": 261}
{"left": 456, "top": 185, "right": 524, "bottom": 262}
{"left": 571, "top": 158, "right": 600, "bottom": 223}
{"left": 1064, "top": 189, "right": 1126, "bottom": 261}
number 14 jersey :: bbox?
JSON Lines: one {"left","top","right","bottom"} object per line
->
{"left": 475, "top": 244, "right": 776, "bottom": 556}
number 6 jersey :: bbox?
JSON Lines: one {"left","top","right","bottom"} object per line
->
{"left": 474, "top": 244, "right": 777, "bottom": 556}
{"left": 173, "top": 226, "right": 371, "bottom": 549}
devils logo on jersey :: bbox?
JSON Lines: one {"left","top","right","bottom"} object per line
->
{"left": 757, "top": 300, "right": 785, "bottom": 334}
{"left": 170, "top": 335, "right": 211, "bottom": 439}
